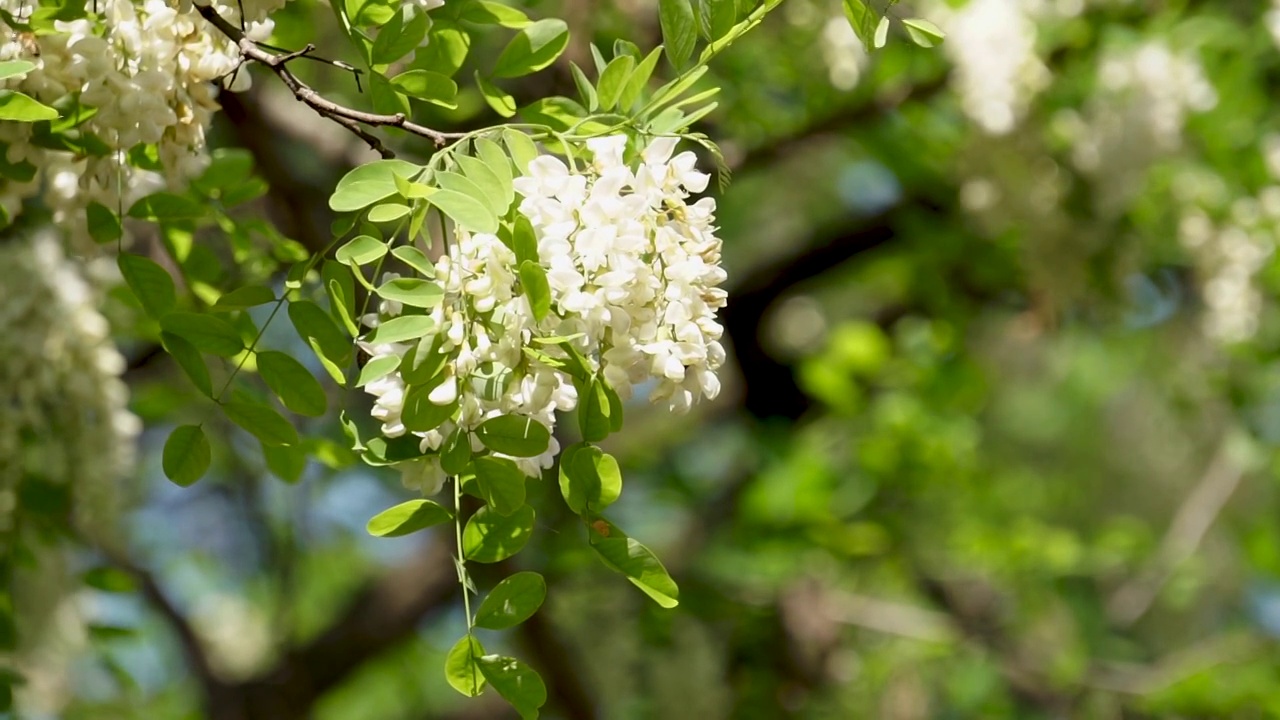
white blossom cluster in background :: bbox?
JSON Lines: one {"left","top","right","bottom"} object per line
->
{"left": 0, "top": 231, "right": 140, "bottom": 534}
{"left": 1070, "top": 42, "right": 1217, "bottom": 214}
{"left": 361, "top": 136, "right": 728, "bottom": 493}
{"left": 0, "top": 0, "right": 286, "bottom": 244}
{"left": 934, "top": 0, "right": 1051, "bottom": 135}
{"left": 818, "top": 15, "right": 867, "bottom": 91}
{"left": 1178, "top": 175, "right": 1279, "bottom": 344}
{"left": 1268, "top": 0, "right": 1280, "bottom": 50}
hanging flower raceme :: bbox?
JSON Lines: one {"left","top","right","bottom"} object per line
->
{"left": 0, "top": 230, "right": 139, "bottom": 536}
{"left": 357, "top": 135, "right": 727, "bottom": 493}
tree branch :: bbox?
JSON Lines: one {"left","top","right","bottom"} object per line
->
{"left": 206, "top": 537, "right": 457, "bottom": 720}
{"left": 103, "top": 549, "right": 229, "bottom": 712}
{"left": 194, "top": 3, "right": 466, "bottom": 156}
{"left": 1106, "top": 439, "right": 1246, "bottom": 627}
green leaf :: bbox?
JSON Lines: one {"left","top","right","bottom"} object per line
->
{"left": 472, "top": 456, "right": 527, "bottom": 515}
{"left": 369, "top": 314, "right": 435, "bottom": 344}
{"left": 519, "top": 261, "right": 551, "bottom": 322}
{"left": 117, "top": 254, "right": 175, "bottom": 319}
{"left": 873, "top": 15, "right": 890, "bottom": 48}
{"left": 588, "top": 518, "right": 679, "bottom": 608}
{"left": 511, "top": 215, "right": 539, "bottom": 265}
{"left": 708, "top": 0, "right": 737, "bottom": 40}
{"left": 431, "top": 188, "right": 498, "bottom": 234}
{"left": 214, "top": 285, "right": 276, "bottom": 310}
{"left": 475, "top": 138, "right": 515, "bottom": 204}
{"left": 519, "top": 96, "right": 588, "bottom": 132}
{"left": 336, "top": 235, "right": 389, "bottom": 266}
{"left": 902, "top": 18, "right": 944, "bottom": 47}
{"left": 476, "top": 72, "right": 518, "bottom": 118}
{"left": 445, "top": 635, "right": 487, "bottom": 697}
{"left": 160, "top": 313, "right": 244, "bottom": 357}
{"left": 457, "top": 154, "right": 513, "bottom": 216}
{"left": 390, "top": 69, "right": 459, "bottom": 107}
{"left": 324, "top": 261, "right": 360, "bottom": 336}
{"left": 597, "top": 54, "right": 636, "bottom": 112}
{"left": 347, "top": 0, "right": 396, "bottom": 26}
{"left": 257, "top": 351, "right": 327, "bottom": 417}
{"left": 331, "top": 180, "right": 398, "bottom": 213}
{"left": 613, "top": 39, "right": 643, "bottom": 60}
{"left": 646, "top": 64, "right": 707, "bottom": 115}
{"left": 86, "top": 202, "right": 122, "bottom": 244}
{"left": 460, "top": 0, "right": 531, "bottom": 28}
{"left": 368, "top": 202, "right": 411, "bottom": 223}
{"left": 441, "top": 426, "right": 472, "bottom": 475}
{"left": 289, "top": 299, "right": 352, "bottom": 374}
{"left": 356, "top": 353, "right": 401, "bottom": 387}
{"left": 158, "top": 333, "right": 211, "bottom": 399}
{"left": 659, "top": 0, "right": 698, "bottom": 70}
{"left": 578, "top": 376, "right": 614, "bottom": 442}
{"left": 840, "top": 0, "right": 877, "bottom": 49}
{"left": 366, "top": 499, "right": 453, "bottom": 537}
{"left": 435, "top": 170, "right": 489, "bottom": 208}
{"left": 263, "top": 442, "right": 307, "bottom": 483}
{"left": 476, "top": 415, "right": 551, "bottom": 457}
{"left": 376, "top": 278, "right": 444, "bottom": 309}
{"left": 0, "top": 90, "right": 57, "bottom": 121}
{"left": 470, "top": 362, "right": 514, "bottom": 402}
{"left": 391, "top": 245, "right": 436, "bottom": 277}
{"left": 477, "top": 655, "right": 547, "bottom": 720}
{"left": 0, "top": 60, "right": 35, "bottom": 80}
{"left": 162, "top": 425, "right": 211, "bottom": 487}
{"left": 402, "top": 334, "right": 449, "bottom": 385}
{"left": 570, "top": 62, "right": 599, "bottom": 112}
{"left": 192, "top": 148, "right": 255, "bottom": 195}
{"left": 463, "top": 505, "right": 535, "bottom": 563}
{"left": 338, "top": 159, "right": 421, "bottom": 191}
{"left": 474, "top": 572, "right": 546, "bottom": 630}
{"left": 127, "top": 192, "right": 203, "bottom": 221}
{"left": 554, "top": 341, "right": 592, "bottom": 381}
{"left": 402, "top": 382, "right": 458, "bottom": 432}
{"left": 82, "top": 567, "right": 138, "bottom": 593}
{"left": 559, "top": 442, "right": 622, "bottom": 514}
{"left": 493, "top": 19, "right": 570, "bottom": 78}
{"left": 161, "top": 331, "right": 212, "bottom": 397}
{"left": 503, "top": 129, "right": 540, "bottom": 174}
{"left": 416, "top": 22, "right": 471, "bottom": 77}
{"left": 372, "top": 5, "right": 429, "bottom": 65}
{"left": 603, "top": 380, "right": 625, "bottom": 433}
{"left": 370, "top": 71, "right": 411, "bottom": 115}
{"left": 223, "top": 400, "right": 299, "bottom": 447}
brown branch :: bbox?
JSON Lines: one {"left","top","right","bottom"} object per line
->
{"left": 205, "top": 537, "right": 457, "bottom": 720}
{"left": 102, "top": 548, "right": 229, "bottom": 711}
{"left": 194, "top": 3, "right": 467, "bottom": 156}
{"left": 1107, "top": 439, "right": 1246, "bottom": 627}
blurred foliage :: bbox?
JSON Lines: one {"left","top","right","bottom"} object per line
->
{"left": 14, "top": 0, "right": 1280, "bottom": 718}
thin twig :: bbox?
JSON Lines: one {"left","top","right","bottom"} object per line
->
{"left": 1107, "top": 439, "right": 1246, "bottom": 627}
{"left": 194, "top": 3, "right": 467, "bottom": 157}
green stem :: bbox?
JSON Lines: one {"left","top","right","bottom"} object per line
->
{"left": 454, "top": 475, "right": 474, "bottom": 632}
{"left": 213, "top": 296, "right": 285, "bottom": 404}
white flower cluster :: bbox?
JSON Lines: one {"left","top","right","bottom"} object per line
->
{"left": 0, "top": 0, "right": 286, "bottom": 242}
{"left": 0, "top": 231, "right": 140, "bottom": 534}
{"left": 1070, "top": 42, "right": 1217, "bottom": 214}
{"left": 361, "top": 135, "right": 727, "bottom": 493}
{"left": 1268, "top": 0, "right": 1280, "bottom": 50}
{"left": 936, "top": 0, "right": 1051, "bottom": 135}
{"left": 819, "top": 15, "right": 867, "bottom": 92}
{"left": 1179, "top": 183, "right": 1280, "bottom": 344}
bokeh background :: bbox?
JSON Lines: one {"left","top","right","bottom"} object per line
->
{"left": 16, "top": 0, "right": 1280, "bottom": 717}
